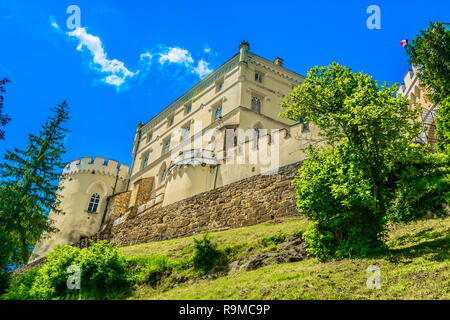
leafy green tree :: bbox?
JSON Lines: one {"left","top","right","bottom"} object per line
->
{"left": 0, "top": 101, "right": 70, "bottom": 266}
{"left": 405, "top": 22, "right": 450, "bottom": 153}
{"left": 434, "top": 97, "right": 450, "bottom": 154}
{"left": 0, "top": 78, "right": 11, "bottom": 140}
{"left": 406, "top": 22, "right": 450, "bottom": 105}
{"left": 280, "top": 63, "right": 421, "bottom": 259}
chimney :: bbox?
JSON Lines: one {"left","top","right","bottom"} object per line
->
{"left": 239, "top": 41, "right": 250, "bottom": 62}
{"left": 274, "top": 57, "right": 283, "bottom": 67}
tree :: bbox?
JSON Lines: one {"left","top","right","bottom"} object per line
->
{"left": 0, "top": 101, "right": 70, "bottom": 266}
{"left": 0, "top": 78, "right": 11, "bottom": 140}
{"left": 405, "top": 22, "right": 450, "bottom": 153}
{"left": 280, "top": 63, "right": 421, "bottom": 259}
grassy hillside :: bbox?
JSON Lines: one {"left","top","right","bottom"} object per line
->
{"left": 121, "top": 215, "right": 450, "bottom": 300}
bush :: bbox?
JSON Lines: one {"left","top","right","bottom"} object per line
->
{"left": 259, "top": 232, "right": 286, "bottom": 247}
{"left": 294, "top": 145, "right": 387, "bottom": 260}
{"left": 2, "top": 241, "right": 132, "bottom": 300}
{"left": 75, "top": 241, "right": 130, "bottom": 299}
{"left": 128, "top": 254, "right": 175, "bottom": 285}
{"left": 386, "top": 151, "right": 450, "bottom": 222}
{"left": 1, "top": 268, "right": 39, "bottom": 300}
{"left": 192, "top": 232, "right": 221, "bottom": 275}
{"left": 30, "top": 245, "right": 81, "bottom": 299}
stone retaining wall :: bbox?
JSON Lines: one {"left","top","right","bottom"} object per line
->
{"left": 87, "top": 161, "right": 302, "bottom": 247}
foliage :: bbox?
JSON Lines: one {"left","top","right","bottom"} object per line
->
{"left": 259, "top": 232, "right": 286, "bottom": 247}
{"left": 75, "top": 241, "right": 130, "bottom": 299}
{"left": 1, "top": 241, "right": 131, "bottom": 300}
{"left": 192, "top": 232, "right": 221, "bottom": 275}
{"left": 0, "top": 100, "right": 70, "bottom": 266}
{"left": 1, "top": 268, "right": 39, "bottom": 300}
{"left": 386, "top": 149, "right": 450, "bottom": 222}
{"left": 281, "top": 62, "right": 421, "bottom": 259}
{"left": 128, "top": 254, "right": 177, "bottom": 285}
{"left": 294, "top": 145, "right": 387, "bottom": 260}
{"left": 405, "top": 21, "right": 450, "bottom": 106}
{"left": 434, "top": 97, "right": 450, "bottom": 155}
{"left": 0, "top": 78, "right": 11, "bottom": 140}
{"left": 28, "top": 245, "right": 81, "bottom": 299}
{"left": 405, "top": 22, "right": 450, "bottom": 153}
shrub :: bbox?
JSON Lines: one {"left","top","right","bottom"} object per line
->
{"left": 2, "top": 241, "right": 132, "bottom": 300}
{"left": 1, "top": 268, "right": 39, "bottom": 300}
{"left": 192, "top": 232, "right": 221, "bottom": 275}
{"left": 386, "top": 151, "right": 450, "bottom": 222}
{"left": 29, "top": 245, "right": 81, "bottom": 299}
{"left": 259, "top": 232, "right": 286, "bottom": 247}
{"left": 294, "top": 145, "right": 387, "bottom": 260}
{"left": 128, "top": 254, "right": 174, "bottom": 285}
{"left": 75, "top": 241, "right": 130, "bottom": 299}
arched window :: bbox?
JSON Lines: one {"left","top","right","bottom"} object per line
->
{"left": 87, "top": 193, "right": 100, "bottom": 213}
{"left": 161, "top": 167, "right": 167, "bottom": 182}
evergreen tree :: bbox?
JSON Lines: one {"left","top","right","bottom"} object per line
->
{"left": 0, "top": 101, "right": 70, "bottom": 265}
{"left": 0, "top": 78, "right": 11, "bottom": 140}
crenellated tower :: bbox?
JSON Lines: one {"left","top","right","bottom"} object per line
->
{"left": 29, "top": 157, "right": 130, "bottom": 263}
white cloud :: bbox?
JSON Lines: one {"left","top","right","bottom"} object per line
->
{"left": 139, "top": 52, "right": 153, "bottom": 62}
{"left": 193, "top": 59, "right": 213, "bottom": 79}
{"left": 204, "top": 46, "right": 211, "bottom": 53}
{"left": 158, "top": 47, "right": 194, "bottom": 66}
{"left": 50, "top": 16, "right": 59, "bottom": 29}
{"left": 67, "top": 27, "right": 136, "bottom": 88}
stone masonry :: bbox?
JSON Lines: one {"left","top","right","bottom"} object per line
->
{"left": 74, "top": 161, "right": 302, "bottom": 248}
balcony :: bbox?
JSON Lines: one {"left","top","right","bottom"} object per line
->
{"left": 168, "top": 149, "right": 219, "bottom": 172}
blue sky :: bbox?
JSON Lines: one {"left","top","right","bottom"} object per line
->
{"left": 0, "top": 0, "right": 448, "bottom": 168}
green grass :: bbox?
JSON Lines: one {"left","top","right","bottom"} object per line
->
{"left": 120, "top": 216, "right": 449, "bottom": 300}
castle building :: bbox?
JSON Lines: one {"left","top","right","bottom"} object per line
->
{"left": 397, "top": 65, "right": 439, "bottom": 147}
{"left": 29, "top": 41, "right": 323, "bottom": 263}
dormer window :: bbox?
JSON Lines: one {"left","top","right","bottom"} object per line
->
{"left": 255, "top": 71, "right": 262, "bottom": 83}
{"left": 87, "top": 193, "right": 100, "bottom": 213}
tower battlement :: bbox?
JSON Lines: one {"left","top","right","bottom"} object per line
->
{"left": 62, "top": 156, "right": 130, "bottom": 179}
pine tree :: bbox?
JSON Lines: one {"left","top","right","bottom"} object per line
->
{"left": 0, "top": 100, "right": 70, "bottom": 265}
{"left": 0, "top": 78, "right": 11, "bottom": 140}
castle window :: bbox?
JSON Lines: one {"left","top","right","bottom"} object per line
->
{"left": 214, "top": 105, "right": 222, "bottom": 121}
{"left": 161, "top": 168, "right": 167, "bottom": 182}
{"left": 251, "top": 96, "right": 261, "bottom": 113}
{"left": 143, "top": 154, "right": 149, "bottom": 168}
{"left": 185, "top": 104, "right": 192, "bottom": 115}
{"left": 168, "top": 115, "right": 174, "bottom": 127}
{"left": 183, "top": 125, "right": 190, "bottom": 141}
{"left": 147, "top": 132, "right": 153, "bottom": 143}
{"left": 255, "top": 71, "right": 262, "bottom": 83}
{"left": 163, "top": 138, "right": 171, "bottom": 153}
{"left": 87, "top": 193, "right": 100, "bottom": 213}
{"left": 216, "top": 79, "right": 224, "bottom": 92}
{"left": 299, "top": 117, "right": 309, "bottom": 132}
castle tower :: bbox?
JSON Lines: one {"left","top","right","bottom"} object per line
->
{"left": 29, "top": 157, "right": 129, "bottom": 263}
